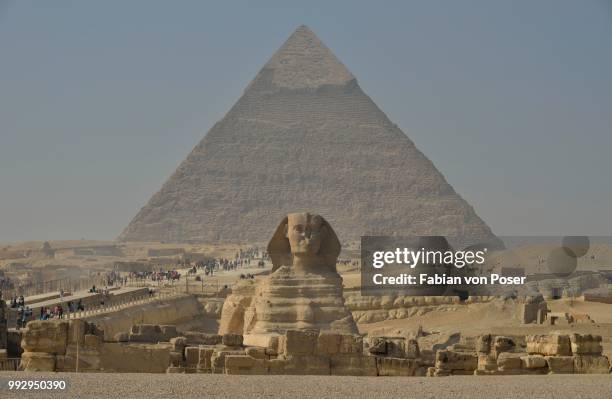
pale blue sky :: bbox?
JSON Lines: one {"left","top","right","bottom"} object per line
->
{"left": 1, "top": 0, "right": 611, "bottom": 242}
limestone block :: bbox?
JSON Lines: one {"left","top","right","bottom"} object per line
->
{"left": 376, "top": 357, "right": 418, "bottom": 376}
{"left": 385, "top": 338, "right": 405, "bottom": 358}
{"left": 243, "top": 334, "right": 281, "bottom": 355}
{"left": 224, "top": 355, "right": 267, "bottom": 375}
{"left": 569, "top": 334, "right": 603, "bottom": 355}
{"left": 450, "top": 343, "right": 475, "bottom": 352}
{"left": 197, "top": 347, "right": 215, "bottom": 372}
{"left": 21, "top": 320, "right": 68, "bottom": 355}
{"left": 497, "top": 352, "right": 523, "bottom": 371}
{"left": 573, "top": 355, "right": 610, "bottom": 374}
{"left": 242, "top": 334, "right": 281, "bottom": 350}
{"left": 129, "top": 324, "right": 163, "bottom": 343}
{"left": 521, "top": 355, "right": 547, "bottom": 369}
{"left": 65, "top": 347, "right": 101, "bottom": 371}
{"left": 477, "top": 354, "right": 497, "bottom": 372}
{"left": 331, "top": 354, "right": 376, "bottom": 376}
{"left": 338, "top": 334, "right": 363, "bottom": 355}
{"left": 285, "top": 330, "right": 318, "bottom": 355}
{"left": 136, "top": 324, "right": 161, "bottom": 335}
{"left": 245, "top": 347, "right": 267, "bottom": 359}
{"left": 169, "top": 351, "right": 183, "bottom": 367}
{"left": 405, "top": 338, "right": 420, "bottom": 359}
{"left": 546, "top": 356, "right": 574, "bottom": 374}
{"left": 169, "top": 336, "right": 187, "bottom": 352}
{"left": 185, "top": 332, "right": 221, "bottom": 346}
{"left": 420, "top": 349, "right": 436, "bottom": 368}
{"left": 67, "top": 320, "right": 87, "bottom": 345}
{"left": 84, "top": 334, "right": 101, "bottom": 349}
{"left": 476, "top": 334, "right": 492, "bottom": 354}
{"left": 184, "top": 346, "right": 200, "bottom": 366}
{"left": 433, "top": 368, "right": 451, "bottom": 377}
{"left": 211, "top": 350, "right": 245, "bottom": 374}
{"left": 435, "top": 350, "right": 478, "bottom": 372}
{"left": 527, "top": 334, "right": 571, "bottom": 356}
{"left": 21, "top": 352, "right": 56, "bottom": 371}
{"left": 316, "top": 331, "right": 342, "bottom": 355}
{"left": 160, "top": 325, "right": 178, "bottom": 340}
{"left": 492, "top": 336, "right": 515, "bottom": 356}
{"left": 367, "top": 337, "right": 386, "bottom": 355}
{"left": 266, "top": 358, "right": 288, "bottom": 375}
{"left": 283, "top": 355, "right": 331, "bottom": 375}
{"left": 225, "top": 354, "right": 255, "bottom": 367}
{"left": 94, "top": 342, "right": 171, "bottom": 373}
{"left": 222, "top": 333, "right": 243, "bottom": 347}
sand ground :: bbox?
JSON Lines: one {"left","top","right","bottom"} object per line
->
{"left": 0, "top": 372, "right": 610, "bottom": 399}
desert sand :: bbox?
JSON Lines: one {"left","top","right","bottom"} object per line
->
{"left": 1, "top": 372, "right": 611, "bottom": 399}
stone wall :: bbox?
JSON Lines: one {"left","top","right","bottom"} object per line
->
{"left": 518, "top": 295, "right": 549, "bottom": 324}
{"left": 584, "top": 286, "right": 612, "bottom": 304}
{"left": 343, "top": 291, "right": 493, "bottom": 323}
{"left": 19, "top": 320, "right": 175, "bottom": 373}
{"left": 526, "top": 273, "right": 604, "bottom": 299}
{"left": 427, "top": 332, "right": 610, "bottom": 376}
{"left": 18, "top": 320, "right": 611, "bottom": 376}
{"left": 85, "top": 294, "right": 202, "bottom": 340}
{"left": 166, "top": 330, "right": 426, "bottom": 376}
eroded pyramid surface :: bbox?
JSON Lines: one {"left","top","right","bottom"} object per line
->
{"left": 119, "top": 26, "right": 499, "bottom": 248}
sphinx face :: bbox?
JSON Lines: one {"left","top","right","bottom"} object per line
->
{"left": 286, "top": 213, "right": 322, "bottom": 255}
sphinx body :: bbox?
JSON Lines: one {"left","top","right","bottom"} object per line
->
{"left": 219, "top": 213, "right": 357, "bottom": 343}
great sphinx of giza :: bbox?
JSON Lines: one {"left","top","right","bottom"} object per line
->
{"left": 219, "top": 212, "right": 357, "bottom": 346}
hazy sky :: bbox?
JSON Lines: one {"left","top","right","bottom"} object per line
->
{"left": 1, "top": 0, "right": 611, "bottom": 242}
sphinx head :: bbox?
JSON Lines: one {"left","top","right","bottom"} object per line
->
{"left": 267, "top": 212, "right": 341, "bottom": 272}
{"left": 286, "top": 213, "right": 323, "bottom": 255}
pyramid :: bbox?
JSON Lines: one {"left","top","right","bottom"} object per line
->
{"left": 119, "top": 26, "right": 499, "bottom": 248}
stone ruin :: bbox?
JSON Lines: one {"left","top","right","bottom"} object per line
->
{"left": 17, "top": 319, "right": 610, "bottom": 376}
{"left": 428, "top": 332, "right": 609, "bottom": 376}
{"left": 17, "top": 320, "right": 426, "bottom": 375}
{"left": 220, "top": 213, "right": 357, "bottom": 347}
{"left": 175, "top": 330, "right": 426, "bottom": 376}
{"left": 526, "top": 273, "right": 605, "bottom": 299}
{"left": 584, "top": 286, "right": 612, "bottom": 304}
{"left": 20, "top": 320, "right": 105, "bottom": 372}
{"left": 518, "top": 294, "right": 549, "bottom": 324}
